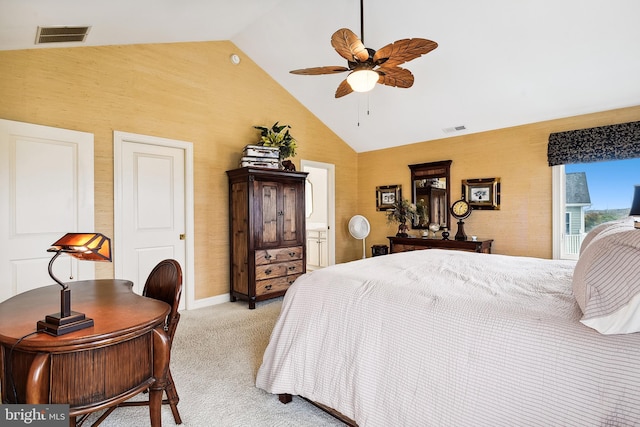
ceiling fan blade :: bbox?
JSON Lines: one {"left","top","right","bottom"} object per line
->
{"left": 376, "top": 67, "right": 415, "bottom": 88}
{"left": 335, "top": 79, "right": 354, "bottom": 98}
{"left": 373, "top": 38, "right": 438, "bottom": 67}
{"left": 331, "top": 28, "right": 370, "bottom": 63}
{"left": 290, "top": 66, "right": 350, "bottom": 75}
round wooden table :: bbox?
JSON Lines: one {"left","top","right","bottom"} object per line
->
{"left": 0, "top": 279, "right": 170, "bottom": 426}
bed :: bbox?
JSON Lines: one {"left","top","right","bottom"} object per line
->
{"left": 256, "top": 219, "right": 640, "bottom": 426}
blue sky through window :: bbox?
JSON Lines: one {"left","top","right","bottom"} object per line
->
{"left": 565, "top": 158, "right": 640, "bottom": 211}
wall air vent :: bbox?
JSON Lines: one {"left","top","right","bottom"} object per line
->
{"left": 442, "top": 125, "right": 467, "bottom": 134}
{"left": 35, "top": 26, "right": 91, "bottom": 44}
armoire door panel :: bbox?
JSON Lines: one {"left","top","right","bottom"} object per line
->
{"left": 282, "top": 184, "right": 299, "bottom": 244}
{"left": 259, "top": 182, "right": 279, "bottom": 246}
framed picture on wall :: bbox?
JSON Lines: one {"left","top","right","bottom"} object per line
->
{"left": 462, "top": 178, "right": 500, "bottom": 210}
{"left": 376, "top": 185, "right": 401, "bottom": 211}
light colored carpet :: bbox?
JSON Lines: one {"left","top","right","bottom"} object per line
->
{"left": 84, "top": 298, "right": 343, "bottom": 426}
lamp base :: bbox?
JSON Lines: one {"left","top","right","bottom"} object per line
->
{"left": 37, "top": 311, "right": 94, "bottom": 336}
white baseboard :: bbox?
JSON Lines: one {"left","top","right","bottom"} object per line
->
{"left": 188, "top": 293, "right": 231, "bottom": 310}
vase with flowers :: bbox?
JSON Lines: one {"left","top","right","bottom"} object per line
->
{"left": 254, "top": 122, "right": 298, "bottom": 168}
{"left": 386, "top": 198, "right": 418, "bottom": 238}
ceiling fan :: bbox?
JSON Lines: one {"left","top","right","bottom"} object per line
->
{"left": 289, "top": 0, "right": 438, "bottom": 98}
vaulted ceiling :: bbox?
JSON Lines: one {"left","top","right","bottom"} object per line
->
{"left": 2, "top": 0, "right": 639, "bottom": 152}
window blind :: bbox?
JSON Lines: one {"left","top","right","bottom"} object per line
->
{"left": 547, "top": 120, "right": 640, "bottom": 166}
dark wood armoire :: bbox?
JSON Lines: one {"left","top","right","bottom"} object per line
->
{"left": 226, "top": 167, "right": 307, "bottom": 309}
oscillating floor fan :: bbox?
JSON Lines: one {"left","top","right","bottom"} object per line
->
{"left": 348, "top": 215, "right": 371, "bottom": 259}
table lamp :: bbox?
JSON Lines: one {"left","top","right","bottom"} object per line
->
{"left": 631, "top": 185, "right": 640, "bottom": 229}
{"left": 37, "top": 232, "right": 112, "bottom": 335}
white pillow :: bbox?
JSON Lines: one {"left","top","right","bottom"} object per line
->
{"left": 579, "top": 218, "right": 634, "bottom": 256}
{"left": 573, "top": 222, "right": 640, "bottom": 334}
{"left": 581, "top": 292, "right": 640, "bottom": 334}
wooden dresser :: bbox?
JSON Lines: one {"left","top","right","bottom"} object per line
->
{"left": 227, "top": 167, "right": 308, "bottom": 309}
{"left": 388, "top": 236, "right": 493, "bottom": 254}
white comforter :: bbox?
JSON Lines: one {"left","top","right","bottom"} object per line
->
{"left": 256, "top": 250, "right": 640, "bottom": 426}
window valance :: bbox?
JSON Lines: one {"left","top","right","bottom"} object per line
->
{"left": 547, "top": 120, "right": 640, "bottom": 166}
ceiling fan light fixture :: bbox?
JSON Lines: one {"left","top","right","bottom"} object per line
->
{"left": 347, "top": 69, "right": 378, "bottom": 92}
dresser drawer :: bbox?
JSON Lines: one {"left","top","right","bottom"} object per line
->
{"left": 389, "top": 237, "right": 493, "bottom": 254}
{"left": 256, "top": 274, "right": 302, "bottom": 296}
{"left": 255, "top": 246, "right": 303, "bottom": 265}
{"left": 393, "top": 244, "right": 417, "bottom": 253}
{"left": 255, "top": 260, "right": 303, "bottom": 280}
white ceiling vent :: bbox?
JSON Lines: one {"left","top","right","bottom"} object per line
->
{"left": 35, "top": 26, "right": 91, "bottom": 44}
{"left": 442, "top": 125, "right": 467, "bottom": 134}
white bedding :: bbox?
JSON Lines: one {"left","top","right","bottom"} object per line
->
{"left": 256, "top": 249, "right": 640, "bottom": 426}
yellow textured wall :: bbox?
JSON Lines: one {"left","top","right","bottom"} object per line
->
{"left": 0, "top": 41, "right": 359, "bottom": 299}
{"left": 1, "top": 41, "right": 638, "bottom": 299}
{"left": 359, "top": 105, "right": 640, "bottom": 258}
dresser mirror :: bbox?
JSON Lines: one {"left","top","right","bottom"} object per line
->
{"left": 409, "top": 160, "right": 452, "bottom": 231}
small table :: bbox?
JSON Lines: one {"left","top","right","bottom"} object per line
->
{"left": 388, "top": 236, "right": 493, "bottom": 254}
{"left": 0, "top": 280, "right": 170, "bottom": 426}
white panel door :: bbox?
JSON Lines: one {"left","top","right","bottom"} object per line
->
{"left": 115, "top": 133, "right": 188, "bottom": 309}
{"left": 0, "top": 119, "right": 94, "bottom": 302}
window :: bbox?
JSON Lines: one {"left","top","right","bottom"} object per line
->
{"left": 552, "top": 158, "right": 640, "bottom": 260}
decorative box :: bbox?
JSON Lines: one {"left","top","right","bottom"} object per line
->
{"left": 371, "top": 245, "right": 389, "bottom": 257}
{"left": 239, "top": 156, "right": 280, "bottom": 169}
{"left": 242, "top": 145, "right": 280, "bottom": 159}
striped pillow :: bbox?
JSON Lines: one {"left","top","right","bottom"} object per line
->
{"left": 578, "top": 218, "right": 634, "bottom": 256}
{"left": 573, "top": 222, "right": 640, "bottom": 334}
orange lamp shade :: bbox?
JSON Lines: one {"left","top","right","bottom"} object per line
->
{"left": 48, "top": 233, "right": 112, "bottom": 261}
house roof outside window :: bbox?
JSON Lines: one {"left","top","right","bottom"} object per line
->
{"left": 566, "top": 172, "right": 591, "bottom": 206}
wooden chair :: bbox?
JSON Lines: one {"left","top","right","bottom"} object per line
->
{"left": 90, "top": 259, "right": 183, "bottom": 426}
